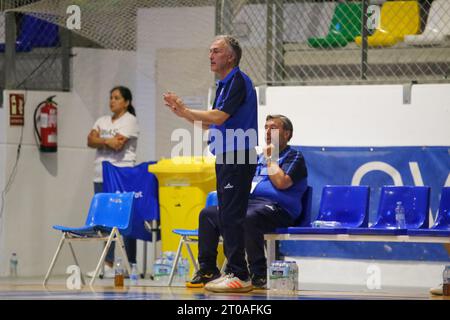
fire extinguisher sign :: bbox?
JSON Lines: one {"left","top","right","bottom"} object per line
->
{"left": 9, "top": 93, "right": 25, "bottom": 126}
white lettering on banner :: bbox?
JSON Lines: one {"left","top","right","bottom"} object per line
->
{"left": 445, "top": 174, "right": 450, "bottom": 187}
{"left": 66, "top": 265, "right": 81, "bottom": 290}
{"left": 366, "top": 264, "right": 382, "bottom": 290}
{"left": 409, "top": 162, "right": 425, "bottom": 186}
{"left": 352, "top": 161, "right": 403, "bottom": 186}
{"left": 134, "top": 191, "right": 143, "bottom": 198}
{"left": 114, "top": 191, "right": 143, "bottom": 199}
{"left": 353, "top": 161, "right": 449, "bottom": 226}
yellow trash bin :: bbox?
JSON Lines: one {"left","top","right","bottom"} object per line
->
{"left": 148, "top": 156, "right": 225, "bottom": 277}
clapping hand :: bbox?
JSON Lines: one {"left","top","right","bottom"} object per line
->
{"left": 163, "top": 92, "right": 186, "bottom": 118}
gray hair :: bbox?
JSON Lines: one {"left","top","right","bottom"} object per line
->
{"left": 215, "top": 35, "right": 242, "bottom": 66}
{"left": 266, "top": 114, "right": 293, "bottom": 141}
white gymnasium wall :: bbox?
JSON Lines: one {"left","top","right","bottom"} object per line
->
{"left": 258, "top": 84, "right": 450, "bottom": 147}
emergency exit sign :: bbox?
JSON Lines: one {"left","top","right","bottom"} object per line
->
{"left": 9, "top": 93, "right": 25, "bottom": 126}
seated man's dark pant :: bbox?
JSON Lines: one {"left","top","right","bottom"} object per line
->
{"left": 198, "top": 197, "right": 294, "bottom": 277}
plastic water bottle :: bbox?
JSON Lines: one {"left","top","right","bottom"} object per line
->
{"left": 177, "top": 258, "right": 190, "bottom": 285}
{"left": 268, "top": 261, "right": 280, "bottom": 291}
{"left": 114, "top": 258, "right": 124, "bottom": 288}
{"left": 152, "top": 258, "right": 163, "bottom": 285}
{"left": 175, "top": 258, "right": 185, "bottom": 285}
{"left": 269, "top": 261, "right": 291, "bottom": 293}
{"left": 163, "top": 252, "right": 175, "bottom": 285}
{"left": 395, "top": 201, "right": 406, "bottom": 229}
{"left": 183, "top": 258, "right": 190, "bottom": 282}
{"left": 443, "top": 265, "right": 450, "bottom": 296}
{"left": 130, "top": 263, "right": 139, "bottom": 286}
{"left": 286, "top": 261, "right": 298, "bottom": 292}
{"left": 152, "top": 254, "right": 172, "bottom": 285}
{"left": 9, "top": 253, "right": 18, "bottom": 277}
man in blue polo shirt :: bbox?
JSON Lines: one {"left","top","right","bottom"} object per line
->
{"left": 163, "top": 35, "right": 258, "bottom": 292}
{"left": 185, "top": 114, "right": 308, "bottom": 290}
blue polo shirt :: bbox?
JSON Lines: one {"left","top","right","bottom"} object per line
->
{"left": 251, "top": 146, "right": 308, "bottom": 220}
{"left": 208, "top": 67, "right": 258, "bottom": 155}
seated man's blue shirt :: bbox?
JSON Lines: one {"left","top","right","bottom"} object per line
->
{"left": 208, "top": 67, "right": 258, "bottom": 155}
{"left": 251, "top": 146, "right": 308, "bottom": 220}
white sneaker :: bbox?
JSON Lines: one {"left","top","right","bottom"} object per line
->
{"left": 86, "top": 264, "right": 115, "bottom": 278}
{"left": 430, "top": 284, "right": 443, "bottom": 296}
{"left": 205, "top": 273, "right": 253, "bottom": 293}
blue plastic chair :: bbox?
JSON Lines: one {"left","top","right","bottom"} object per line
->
{"left": 348, "top": 186, "right": 430, "bottom": 235}
{"left": 408, "top": 187, "right": 450, "bottom": 237}
{"left": 283, "top": 185, "right": 370, "bottom": 234}
{"left": 44, "top": 192, "right": 135, "bottom": 286}
{"left": 102, "top": 161, "right": 160, "bottom": 277}
{"left": 0, "top": 15, "right": 59, "bottom": 52}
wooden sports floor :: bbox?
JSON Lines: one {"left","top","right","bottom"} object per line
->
{"left": 0, "top": 277, "right": 447, "bottom": 300}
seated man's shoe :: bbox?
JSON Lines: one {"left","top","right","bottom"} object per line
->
{"left": 186, "top": 269, "right": 221, "bottom": 288}
{"left": 430, "top": 284, "right": 443, "bottom": 296}
{"left": 251, "top": 274, "right": 267, "bottom": 289}
{"left": 205, "top": 273, "right": 253, "bottom": 293}
{"left": 86, "top": 264, "right": 115, "bottom": 279}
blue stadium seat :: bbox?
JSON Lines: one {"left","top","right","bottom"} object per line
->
{"left": 0, "top": 15, "right": 59, "bottom": 52}
{"left": 21, "top": 15, "right": 59, "bottom": 48}
{"left": 348, "top": 186, "right": 430, "bottom": 235}
{"left": 408, "top": 187, "right": 450, "bottom": 237}
{"left": 280, "top": 185, "right": 370, "bottom": 234}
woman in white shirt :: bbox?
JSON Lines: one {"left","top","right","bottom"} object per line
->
{"left": 86, "top": 86, "right": 139, "bottom": 278}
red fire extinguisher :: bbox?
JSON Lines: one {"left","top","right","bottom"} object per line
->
{"left": 34, "top": 95, "right": 58, "bottom": 152}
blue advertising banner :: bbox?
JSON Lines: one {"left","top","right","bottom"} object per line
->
{"left": 281, "top": 146, "right": 450, "bottom": 261}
